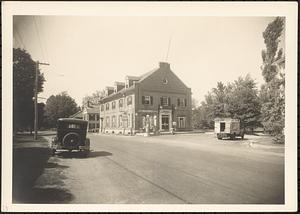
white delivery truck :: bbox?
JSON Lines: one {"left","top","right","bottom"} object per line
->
{"left": 214, "top": 118, "right": 244, "bottom": 140}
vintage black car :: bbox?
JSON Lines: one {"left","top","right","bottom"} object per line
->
{"left": 51, "top": 118, "right": 90, "bottom": 157}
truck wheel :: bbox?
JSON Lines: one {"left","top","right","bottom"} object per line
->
{"left": 230, "top": 133, "right": 236, "bottom": 140}
{"left": 217, "top": 134, "right": 222, "bottom": 140}
{"left": 241, "top": 134, "right": 244, "bottom": 140}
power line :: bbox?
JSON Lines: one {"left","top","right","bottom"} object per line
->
{"left": 33, "top": 16, "right": 46, "bottom": 62}
{"left": 15, "top": 28, "right": 27, "bottom": 50}
{"left": 37, "top": 16, "right": 50, "bottom": 63}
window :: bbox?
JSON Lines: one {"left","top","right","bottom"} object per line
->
{"left": 123, "top": 115, "right": 128, "bottom": 128}
{"left": 96, "top": 114, "right": 100, "bottom": 121}
{"left": 100, "top": 104, "right": 104, "bottom": 112}
{"left": 119, "top": 99, "right": 123, "bottom": 108}
{"left": 177, "top": 98, "right": 187, "bottom": 107}
{"left": 177, "top": 117, "right": 186, "bottom": 128}
{"left": 220, "top": 122, "right": 225, "bottom": 132}
{"left": 89, "top": 114, "right": 96, "bottom": 121}
{"left": 142, "top": 95, "right": 153, "bottom": 105}
{"left": 127, "top": 96, "right": 132, "bottom": 105}
{"left": 68, "top": 124, "right": 81, "bottom": 129}
{"left": 89, "top": 123, "right": 95, "bottom": 129}
{"left": 161, "top": 96, "right": 170, "bottom": 106}
{"left": 106, "top": 116, "right": 110, "bottom": 128}
{"left": 162, "top": 78, "right": 168, "bottom": 84}
{"left": 128, "top": 113, "right": 131, "bottom": 127}
{"left": 118, "top": 115, "right": 123, "bottom": 127}
{"left": 112, "top": 115, "right": 116, "bottom": 128}
{"left": 112, "top": 101, "right": 116, "bottom": 109}
{"left": 106, "top": 103, "right": 110, "bottom": 110}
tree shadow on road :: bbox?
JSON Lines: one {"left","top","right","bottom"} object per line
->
{"left": 13, "top": 187, "right": 74, "bottom": 204}
{"left": 55, "top": 150, "right": 113, "bottom": 159}
{"left": 45, "top": 162, "right": 69, "bottom": 169}
{"left": 13, "top": 139, "right": 73, "bottom": 204}
{"left": 218, "top": 138, "right": 247, "bottom": 141}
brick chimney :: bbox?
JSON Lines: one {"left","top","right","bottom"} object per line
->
{"left": 159, "top": 62, "right": 170, "bottom": 69}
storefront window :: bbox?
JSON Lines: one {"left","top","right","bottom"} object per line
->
{"left": 118, "top": 115, "right": 122, "bottom": 127}
{"left": 106, "top": 116, "right": 110, "bottom": 128}
{"left": 112, "top": 115, "right": 116, "bottom": 128}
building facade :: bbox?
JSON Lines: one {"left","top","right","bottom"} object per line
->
{"left": 82, "top": 106, "right": 100, "bottom": 132}
{"left": 99, "top": 62, "right": 192, "bottom": 135}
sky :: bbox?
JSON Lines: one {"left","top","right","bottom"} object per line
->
{"left": 13, "top": 16, "right": 278, "bottom": 106}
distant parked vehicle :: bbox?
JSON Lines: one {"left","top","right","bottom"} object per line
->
{"left": 50, "top": 118, "right": 90, "bottom": 157}
{"left": 214, "top": 118, "right": 244, "bottom": 140}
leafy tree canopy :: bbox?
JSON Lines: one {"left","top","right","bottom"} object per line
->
{"left": 44, "top": 92, "right": 80, "bottom": 127}
{"left": 82, "top": 90, "right": 105, "bottom": 107}
{"left": 260, "top": 17, "right": 285, "bottom": 143}
{"left": 13, "top": 48, "right": 45, "bottom": 131}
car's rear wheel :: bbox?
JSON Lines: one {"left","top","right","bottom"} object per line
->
{"left": 62, "top": 132, "right": 80, "bottom": 148}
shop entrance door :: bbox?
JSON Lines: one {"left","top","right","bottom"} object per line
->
{"left": 161, "top": 115, "right": 169, "bottom": 131}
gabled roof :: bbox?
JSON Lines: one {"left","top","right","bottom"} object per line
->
{"left": 83, "top": 106, "right": 100, "bottom": 114}
{"left": 138, "top": 68, "right": 158, "bottom": 82}
{"left": 69, "top": 111, "right": 83, "bottom": 118}
{"left": 99, "top": 62, "right": 189, "bottom": 102}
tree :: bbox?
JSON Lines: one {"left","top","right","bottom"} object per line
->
{"left": 38, "top": 103, "right": 46, "bottom": 129}
{"left": 226, "top": 75, "right": 261, "bottom": 132}
{"left": 82, "top": 90, "right": 105, "bottom": 107}
{"left": 194, "top": 75, "right": 261, "bottom": 132}
{"left": 13, "top": 48, "right": 45, "bottom": 132}
{"left": 192, "top": 103, "right": 212, "bottom": 130}
{"left": 260, "top": 17, "right": 285, "bottom": 143}
{"left": 44, "top": 92, "right": 80, "bottom": 127}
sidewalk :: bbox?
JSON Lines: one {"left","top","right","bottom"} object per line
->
{"left": 13, "top": 133, "right": 72, "bottom": 203}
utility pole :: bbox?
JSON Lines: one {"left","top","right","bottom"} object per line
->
{"left": 34, "top": 61, "right": 49, "bottom": 140}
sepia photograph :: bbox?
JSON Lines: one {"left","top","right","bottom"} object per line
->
{"left": 2, "top": 1, "right": 297, "bottom": 212}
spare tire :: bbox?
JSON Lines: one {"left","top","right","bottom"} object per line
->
{"left": 62, "top": 132, "right": 80, "bottom": 148}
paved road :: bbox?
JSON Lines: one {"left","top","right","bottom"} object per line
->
{"left": 35, "top": 133, "right": 284, "bottom": 204}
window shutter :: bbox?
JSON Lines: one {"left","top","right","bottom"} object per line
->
{"left": 142, "top": 96, "right": 145, "bottom": 104}
{"left": 168, "top": 97, "right": 171, "bottom": 106}
{"left": 177, "top": 98, "right": 180, "bottom": 106}
{"left": 150, "top": 96, "right": 153, "bottom": 105}
{"left": 185, "top": 98, "right": 187, "bottom": 107}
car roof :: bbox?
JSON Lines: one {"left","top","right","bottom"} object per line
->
{"left": 58, "top": 118, "right": 88, "bottom": 124}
